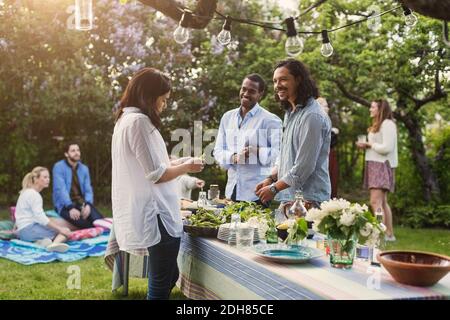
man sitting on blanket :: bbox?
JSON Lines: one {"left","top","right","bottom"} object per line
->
{"left": 53, "top": 143, "right": 104, "bottom": 229}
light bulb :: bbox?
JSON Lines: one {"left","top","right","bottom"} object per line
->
{"left": 320, "top": 30, "right": 333, "bottom": 57}
{"left": 285, "top": 35, "right": 304, "bottom": 57}
{"left": 217, "top": 16, "right": 232, "bottom": 45}
{"left": 217, "top": 29, "right": 231, "bottom": 46}
{"left": 75, "top": 0, "right": 93, "bottom": 31}
{"left": 367, "top": 5, "right": 381, "bottom": 32}
{"left": 402, "top": 5, "right": 418, "bottom": 27}
{"left": 404, "top": 12, "right": 418, "bottom": 27}
{"left": 173, "top": 25, "right": 189, "bottom": 44}
{"left": 284, "top": 17, "right": 303, "bottom": 57}
{"left": 173, "top": 11, "right": 191, "bottom": 44}
{"left": 321, "top": 43, "right": 333, "bottom": 57}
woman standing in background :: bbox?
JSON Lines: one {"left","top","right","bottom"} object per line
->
{"left": 356, "top": 99, "right": 398, "bottom": 241}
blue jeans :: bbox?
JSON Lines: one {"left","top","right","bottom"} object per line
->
{"left": 147, "top": 216, "right": 181, "bottom": 300}
{"left": 18, "top": 223, "right": 57, "bottom": 242}
{"left": 59, "top": 202, "right": 104, "bottom": 229}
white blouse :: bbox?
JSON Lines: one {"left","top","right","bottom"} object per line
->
{"left": 365, "top": 119, "right": 398, "bottom": 168}
{"left": 15, "top": 188, "right": 50, "bottom": 231}
{"left": 111, "top": 107, "right": 182, "bottom": 252}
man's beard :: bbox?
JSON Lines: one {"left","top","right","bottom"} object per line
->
{"left": 68, "top": 155, "right": 80, "bottom": 163}
{"left": 274, "top": 93, "right": 292, "bottom": 110}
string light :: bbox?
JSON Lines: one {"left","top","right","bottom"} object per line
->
{"left": 74, "top": 3, "right": 420, "bottom": 58}
{"left": 284, "top": 17, "right": 304, "bottom": 57}
{"left": 320, "top": 30, "right": 333, "bottom": 57}
{"left": 402, "top": 5, "right": 418, "bottom": 27}
{"left": 367, "top": 5, "right": 382, "bottom": 32}
{"left": 217, "top": 16, "right": 232, "bottom": 45}
{"left": 75, "top": 0, "right": 93, "bottom": 31}
{"left": 173, "top": 11, "right": 192, "bottom": 44}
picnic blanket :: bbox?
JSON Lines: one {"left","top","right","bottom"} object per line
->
{"left": 0, "top": 233, "right": 110, "bottom": 265}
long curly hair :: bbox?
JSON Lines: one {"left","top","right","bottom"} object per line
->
{"left": 274, "top": 58, "right": 319, "bottom": 109}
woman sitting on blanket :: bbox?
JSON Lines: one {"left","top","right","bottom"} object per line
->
{"left": 14, "top": 167, "right": 72, "bottom": 252}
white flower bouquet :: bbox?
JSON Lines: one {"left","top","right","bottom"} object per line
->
{"left": 305, "top": 198, "right": 386, "bottom": 248}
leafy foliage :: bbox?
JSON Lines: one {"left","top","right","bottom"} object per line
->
{"left": 399, "top": 205, "right": 450, "bottom": 229}
{"left": 0, "top": 0, "right": 448, "bottom": 220}
{"left": 221, "top": 201, "right": 272, "bottom": 223}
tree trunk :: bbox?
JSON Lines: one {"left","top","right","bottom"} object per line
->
{"left": 400, "top": 0, "right": 450, "bottom": 21}
{"left": 394, "top": 110, "right": 441, "bottom": 202}
{"left": 139, "top": 0, "right": 218, "bottom": 29}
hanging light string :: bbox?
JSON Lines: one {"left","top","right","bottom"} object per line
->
{"left": 107, "top": 1, "right": 418, "bottom": 56}
{"left": 328, "top": 5, "right": 401, "bottom": 33}
{"left": 212, "top": 5, "right": 404, "bottom": 35}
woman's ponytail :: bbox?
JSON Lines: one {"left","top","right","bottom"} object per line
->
{"left": 20, "top": 167, "right": 48, "bottom": 192}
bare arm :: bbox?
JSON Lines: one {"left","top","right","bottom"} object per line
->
{"left": 170, "top": 157, "right": 191, "bottom": 166}
{"left": 46, "top": 220, "right": 71, "bottom": 237}
{"left": 156, "top": 160, "right": 204, "bottom": 184}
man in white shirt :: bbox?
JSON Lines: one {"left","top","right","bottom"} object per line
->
{"left": 214, "top": 74, "right": 282, "bottom": 206}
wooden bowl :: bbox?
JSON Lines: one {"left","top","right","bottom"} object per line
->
{"left": 378, "top": 250, "right": 450, "bottom": 287}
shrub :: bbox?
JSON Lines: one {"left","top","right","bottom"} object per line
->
{"left": 399, "top": 205, "right": 450, "bottom": 229}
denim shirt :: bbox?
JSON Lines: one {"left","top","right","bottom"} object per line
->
{"left": 276, "top": 97, "right": 331, "bottom": 203}
{"left": 52, "top": 159, "right": 94, "bottom": 214}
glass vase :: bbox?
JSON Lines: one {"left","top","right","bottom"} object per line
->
{"left": 327, "top": 233, "right": 357, "bottom": 269}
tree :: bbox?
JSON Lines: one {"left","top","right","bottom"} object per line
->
{"left": 299, "top": 0, "right": 449, "bottom": 202}
{"left": 400, "top": 0, "right": 450, "bottom": 21}
{"left": 138, "top": 0, "right": 217, "bottom": 29}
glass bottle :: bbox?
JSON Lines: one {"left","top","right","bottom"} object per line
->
{"left": 288, "top": 190, "right": 313, "bottom": 239}
{"left": 197, "top": 191, "right": 207, "bottom": 208}
{"left": 228, "top": 213, "right": 241, "bottom": 247}
{"left": 288, "top": 190, "right": 308, "bottom": 218}
{"left": 370, "top": 208, "right": 385, "bottom": 266}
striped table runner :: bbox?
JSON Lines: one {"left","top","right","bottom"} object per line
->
{"left": 178, "top": 234, "right": 450, "bottom": 300}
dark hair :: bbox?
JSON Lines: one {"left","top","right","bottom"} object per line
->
{"left": 115, "top": 67, "right": 171, "bottom": 129}
{"left": 274, "top": 58, "right": 319, "bottom": 108}
{"left": 64, "top": 143, "right": 79, "bottom": 153}
{"left": 368, "top": 99, "right": 394, "bottom": 133}
{"left": 244, "top": 73, "right": 266, "bottom": 93}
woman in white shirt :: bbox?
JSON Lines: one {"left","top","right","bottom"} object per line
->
{"left": 15, "top": 167, "right": 72, "bottom": 252}
{"left": 112, "top": 68, "right": 204, "bottom": 300}
{"left": 356, "top": 99, "right": 398, "bottom": 241}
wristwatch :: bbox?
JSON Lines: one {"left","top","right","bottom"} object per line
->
{"left": 269, "top": 183, "right": 278, "bottom": 195}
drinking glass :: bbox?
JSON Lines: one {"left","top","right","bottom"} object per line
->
{"left": 236, "top": 225, "right": 254, "bottom": 250}
{"left": 357, "top": 135, "right": 367, "bottom": 143}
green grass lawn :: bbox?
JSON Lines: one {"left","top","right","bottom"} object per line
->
{"left": 1, "top": 207, "right": 449, "bottom": 299}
